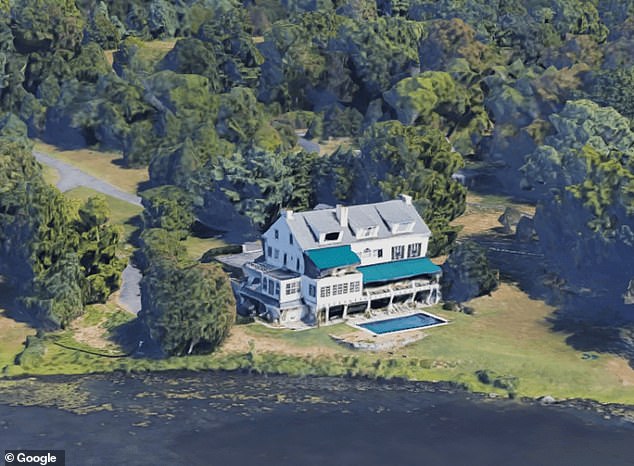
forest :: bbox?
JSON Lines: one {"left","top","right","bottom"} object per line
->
{"left": 0, "top": 0, "right": 633, "bottom": 355}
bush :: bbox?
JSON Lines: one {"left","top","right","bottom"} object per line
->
{"left": 441, "top": 241, "right": 499, "bottom": 302}
{"left": 200, "top": 245, "right": 243, "bottom": 262}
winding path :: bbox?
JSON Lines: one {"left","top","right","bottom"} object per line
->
{"left": 34, "top": 149, "right": 143, "bottom": 314}
{"left": 33, "top": 151, "right": 142, "bottom": 206}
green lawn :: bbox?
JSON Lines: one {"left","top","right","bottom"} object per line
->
{"left": 234, "top": 283, "right": 634, "bottom": 404}
{"left": 4, "top": 276, "right": 633, "bottom": 404}
{"left": 34, "top": 141, "right": 148, "bottom": 195}
{"left": 41, "top": 164, "right": 60, "bottom": 186}
{"left": 64, "top": 186, "right": 143, "bottom": 245}
{"left": 182, "top": 236, "right": 229, "bottom": 260}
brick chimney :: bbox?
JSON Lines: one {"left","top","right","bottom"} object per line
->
{"left": 336, "top": 204, "right": 348, "bottom": 227}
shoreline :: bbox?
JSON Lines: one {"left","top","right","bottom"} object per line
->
{"left": 2, "top": 367, "right": 633, "bottom": 425}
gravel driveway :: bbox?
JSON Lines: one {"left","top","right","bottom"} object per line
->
{"left": 34, "top": 150, "right": 142, "bottom": 206}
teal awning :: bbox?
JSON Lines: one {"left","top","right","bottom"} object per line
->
{"left": 305, "top": 245, "right": 361, "bottom": 270}
{"left": 358, "top": 257, "right": 441, "bottom": 284}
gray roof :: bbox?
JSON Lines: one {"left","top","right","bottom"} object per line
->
{"left": 283, "top": 198, "right": 431, "bottom": 251}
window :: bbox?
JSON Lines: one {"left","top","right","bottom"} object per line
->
{"left": 268, "top": 280, "right": 275, "bottom": 295}
{"left": 324, "top": 231, "right": 340, "bottom": 241}
{"left": 267, "top": 246, "right": 272, "bottom": 257}
{"left": 274, "top": 229, "right": 279, "bottom": 239}
{"left": 309, "top": 284, "right": 316, "bottom": 297}
{"left": 320, "top": 286, "right": 331, "bottom": 298}
{"left": 283, "top": 253, "right": 287, "bottom": 265}
{"left": 296, "top": 258, "right": 300, "bottom": 270}
{"left": 408, "top": 243, "right": 421, "bottom": 258}
{"left": 286, "top": 281, "right": 300, "bottom": 295}
{"left": 275, "top": 282, "right": 280, "bottom": 296}
{"left": 332, "top": 283, "right": 344, "bottom": 295}
{"left": 289, "top": 234, "right": 294, "bottom": 245}
{"left": 263, "top": 277, "right": 268, "bottom": 291}
{"left": 274, "top": 249, "right": 279, "bottom": 259}
{"left": 350, "top": 281, "right": 360, "bottom": 293}
{"left": 392, "top": 245, "right": 405, "bottom": 260}
{"left": 343, "top": 283, "right": 348, "bottom": 294}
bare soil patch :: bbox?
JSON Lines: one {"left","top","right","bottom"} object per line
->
{"left": 220, "top": 325, "right": 340, "bottom": 357}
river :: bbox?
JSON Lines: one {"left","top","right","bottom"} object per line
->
{"left": 0, "top": 372, "right": 632, "bottom": 466}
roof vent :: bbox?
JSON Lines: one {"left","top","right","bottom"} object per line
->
{"left": 399, "top": 194, "right": 412, "bottom": 205}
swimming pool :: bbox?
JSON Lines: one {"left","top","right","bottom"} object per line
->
{"left": 358, "top": 312, "right": 447, "bottom": 335}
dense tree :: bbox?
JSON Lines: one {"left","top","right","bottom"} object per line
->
{"left": 196, "top": 7, "right": 263, "bottom": 89}
{"left": 334, "top": 16, "right": 425, "bottom": 99}
{"left": 85, "top": 2, "right": 121, "bottom": 49}
{"left": 522, "top": 100, "right": 634, "bottom": 306}
{"left": 141, "top": 186, "right": 195, "bottom": 238}
{"left": 10, "top": 0, "right": 85, "bottom": 54}
{"left": 258, "top": 12, "right": 353, "bottom": 109}
{"left": 0, "top": 115, "right": 124, "bottom": 327}
{"left": 355, "top": 121, "right": 466, "bottom": 255}
{"left": 137, "top": 228, "right": 235, "bottom": 356}
{"left": 75, "top": 196, "right": 126, "bottom": 304}
{"left": 204, "top": 146, "right": 319, "bottom": 233}
{"left": 581, "top": 67, "right": 634, "bottom": 122}
{"left": 441, "top": 241, "right": 499, "bottom": 302}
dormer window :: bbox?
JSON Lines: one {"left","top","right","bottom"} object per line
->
{"left": 391, "top": 221, "right": 414, "bottom": 234}
{"left": 325, "top": 232, "right": 340, "bottom": 241}
{"left": 351, "top": 223, "right": 378, "bottom": 239}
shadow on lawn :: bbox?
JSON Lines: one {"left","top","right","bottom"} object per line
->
{"left": 466, "top": 232, "right": 634, "bottom": 369}
{"left": 109, "top": 317, "right": 164, "bottom": 359}
{"left": 0, "top": 277, "right": 41, "bottom": 329}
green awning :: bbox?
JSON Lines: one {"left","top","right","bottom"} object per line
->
{"left": 358, "top": 257, "right": 441, "bottom": 284}
{"left": 305, "top": 245, "right": 361, "bottom": 270}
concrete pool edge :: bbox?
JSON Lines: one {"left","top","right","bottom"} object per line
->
{"left": 347, "top": 310, "right": 450, "bottom": 336}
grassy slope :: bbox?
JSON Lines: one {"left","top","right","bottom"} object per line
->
{"left": 34, "top": 141, "right": 148, "bottom": 195}
{"left": 5, "top": 283, "right": 633, "bottom": 403}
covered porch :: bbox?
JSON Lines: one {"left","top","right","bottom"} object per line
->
{"left": 318, "top": 279, "right": 441, "bottom": 323}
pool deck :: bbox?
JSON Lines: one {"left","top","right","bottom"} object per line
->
{"left": 346, "top": 305, "right": 449, "bottom": 336}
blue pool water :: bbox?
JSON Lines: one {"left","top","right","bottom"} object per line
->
{"left": 359, "top": 313, "right": 446, "bottom": 335}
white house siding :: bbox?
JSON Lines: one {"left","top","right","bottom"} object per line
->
{"left": 261, "top": 215, "right": 305, "bottom": 274}
{"left": 237, "top": 197, "right": 441, "bottom": 327}
{"left": 349, "top": 235, "right": 429, "bottom": 266}
{"left": 314, "top": 273, "right": 364, "bottom": 308}
{"left": 280, "top": 278, "right": 302, "bottom": 303}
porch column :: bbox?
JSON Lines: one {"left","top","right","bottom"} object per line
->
{"left": 325, "top": 306, "right": 330, "bottom": 322}
{"left": 342, "top": 304, "right": 348, "bottom": 319}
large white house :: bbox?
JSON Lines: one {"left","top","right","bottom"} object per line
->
{"left": 235, "top": 195, "right": 442, "bottom": 326}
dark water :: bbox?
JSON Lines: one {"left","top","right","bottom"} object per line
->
{"left": 0, "top": 372, "right": 633, "bottom": 466}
